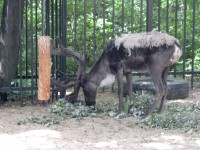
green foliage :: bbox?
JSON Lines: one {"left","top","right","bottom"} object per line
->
{"left": 141, "top": 103, "right": 200, "bottom": 133}
{"left": 0, "top": 1, "right": 3, "bottom": 23}
{"left": 49, "top": 99, "right": 96, "bottom": 119}
{"left": 0, "top": 0, "right": 199, "bottom": 76}
{"left": 18, "top": 0, "right": 200, "bottom": 77}
{"left": 123, "top": 91, "right": 154, "bottom": 115}
{"left": 43, "top": 91, "right": 154, "bottom": 122}
{"left": 49, "top": 91, "right": 153, "bottom": 119}
{"left": 17, "top": 91, "right": 200, "bottom": 132}
{"left": 18, "top": 117, "right": 59, "bottom": 127}
{"left": 125, "top": 91, "right": 200, "bottom": 132}
{"left": 17, "top": 98, "right": 117, "bottom": 127}
{"left": 132, "top": 91, "right": 154, "bottom": 116}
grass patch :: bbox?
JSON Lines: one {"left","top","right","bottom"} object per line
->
{"left": 17, "top": 117, "right": 60, "bottom": 127}
{"left": 141, "top": 102, "right": 200, "bottom": 133}
{"left": 49, "top": 99, "right": 96, "bottom": 118}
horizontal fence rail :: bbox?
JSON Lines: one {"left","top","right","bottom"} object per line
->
{"left": 0, "top": 0, "right": 199, "bottom": 103}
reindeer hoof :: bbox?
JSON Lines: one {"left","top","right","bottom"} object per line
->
{"left": 157, "top": 106, "right": 164, "bottom": 114}
{"left": 140, "top": 115, "right": 147, "bottom": 120}
{"left": 85, "top": 101, "right": 96, "bottom": 106}
{"left": 140, "top": 113, "right": 152, "bottom": 120}
{"left": 115, "top": 111, "right": 126, "bottom": 119}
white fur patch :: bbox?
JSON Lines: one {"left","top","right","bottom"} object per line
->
{"left": 0, "top": 61, "right": 3, "bottom": 75}
{"left": 100, "top": 74, "right": 115, "bottom": 87}
{"left": 170, "top": 45, "right": 182, "bottom": 64}
{"left": 114, "top": 31, "right": 179, "bottom": 51}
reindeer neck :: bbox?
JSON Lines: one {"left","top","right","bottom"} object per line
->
{"left": 88, "top": 51, "right": 113, "bottom": 86}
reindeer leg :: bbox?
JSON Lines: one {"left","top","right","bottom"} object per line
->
{"left": 157, "top": 68, "right": 169, "bottom": 113}
{"left": 126, "top": 72, "right": 136, "bottom": 113}
{"left": 115, "top": 68, "right": 126, "bottom": 119}
{"left": 142, "top": 67, "right": 164, "bottom": 119}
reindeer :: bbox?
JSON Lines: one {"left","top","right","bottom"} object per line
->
{"left": 51, "top": 31, "right": 182, "bottom": 119}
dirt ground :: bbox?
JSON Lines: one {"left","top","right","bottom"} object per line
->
{"left": 0, "top": 89, "right": 200, "bottom": 150}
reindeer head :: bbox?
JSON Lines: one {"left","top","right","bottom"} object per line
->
{"left": 80, "top": 74, "right": 97, "bottom": 106}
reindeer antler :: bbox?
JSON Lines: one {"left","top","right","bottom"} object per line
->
{"left": 51, "top": 37, "right": 86, "bottom": 103}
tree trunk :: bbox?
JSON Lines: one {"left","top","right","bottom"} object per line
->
{"left": 0, "top": 0, "right": 24, "bottom": 100}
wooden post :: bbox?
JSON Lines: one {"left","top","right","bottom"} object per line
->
{"left": 38, "top": 36, "right": 52, "bottom": 101}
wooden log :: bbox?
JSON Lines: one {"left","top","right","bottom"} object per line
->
{"left": 38, "top": 36, "right": 52, "bottom": 101}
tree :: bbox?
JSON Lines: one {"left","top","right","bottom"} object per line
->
{"left": 0, "top": 0, "right": 24, "bottom": 100}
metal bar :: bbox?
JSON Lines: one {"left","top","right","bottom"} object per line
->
{"left": 175, "top": 0, "right": 178, "bottom": 37}
{"left": 174, "top": 0, "right": 178, "bottom": 77}
{"left": 111, "top": 0, "right": 115, "bottom": 92}
{"left": 59, "top": 0, "right": 64, "bottom": 81}
{"left": 112, "top": 0, "right": 115, "bottom": 37}
{"left": 132, "top": 71, "right": 200, "bottom": 76}
{"left": 51, "top": 0, "right": 55, "bottom": 76}
{"left": 16, "top": 75, "right": 39, "bottom": 79}
{"left": 19, "top": 0, "right": 23, "bottom": 105}
{"left": 60, "top": 0, "right": 67, "bottom": 97}
{"left": 183, "top": 0, "right": 187, "bottom": 79}
{"left": 42, "top": 0, "right": 46, "bottom": 35}
{"left": 140, "top": 0, "right": 143, "bottom": 32}
{"left": 59, "top": 0, "right": 62, "bottom": 39}
{"left": 93, "top": 0, "right": 97, "bottom": 63}
{"left": 61, "top": 0, "right": 67, "bottom": 59}
{"left": 55, "top": 0, "right": 58, "bottom": 78}
{"left": 46, "top": 0, "right": 50, "bottom": 35}
{"left": 25, "top": 0, "right": 28, "bottom": 79}
{"left": 122, "top": 0, "right": 124, "bottom": 33}
{"left": 51, "top": 0, "right": 54, "bottom": 39}
{"left": 103, "top": 0, "right": 105, "bottom": 45}
{"left": 191, "top": 0, "right": 196, "bottom": 88}
{"left": 83, "top": 0, "right": 87, "bottom": 72}
{"left": 74, "top": 0, "right": 77, "bottom": 74}
{"left": 131, "top": 0, "right": 134, "bottom": 32}
{"left": 146, "top": 0, "right": 153, "bottom": 32}
{"left": 6, "top": 2, "right": 11, "bottom": 100}
{"left": 102, "top": 0, "right": 106, "bottom": 92}
{"left": 157, "top": 0, "right": 161, "bottom": 31}
{"left": 59, "top": 0, "right": 62, "bottom": 40}
{"left": 35, "top": 0, "right": 38, "bottom": 86}
{"left": 166, "top": 0, "right": 169, "bottom": 32}
{"left": 0, "top": 87, "right": 38, "bottom": 93}
{"left": 30, "top": 0, "right": 34, "bottom": 103}
{"left": 55, "top": 0, "right": 58, "bottom": 37}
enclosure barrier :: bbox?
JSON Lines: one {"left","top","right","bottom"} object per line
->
{"left": 0, "top": 0, "right": 199, "bottom": 104}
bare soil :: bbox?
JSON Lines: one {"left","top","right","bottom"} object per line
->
{"left": 0, "top": 89, "right": 200, "bottom": 150}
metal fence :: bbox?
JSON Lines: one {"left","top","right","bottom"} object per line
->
{"left": 0, "top": 0, "right": 199, "bottom": 103}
